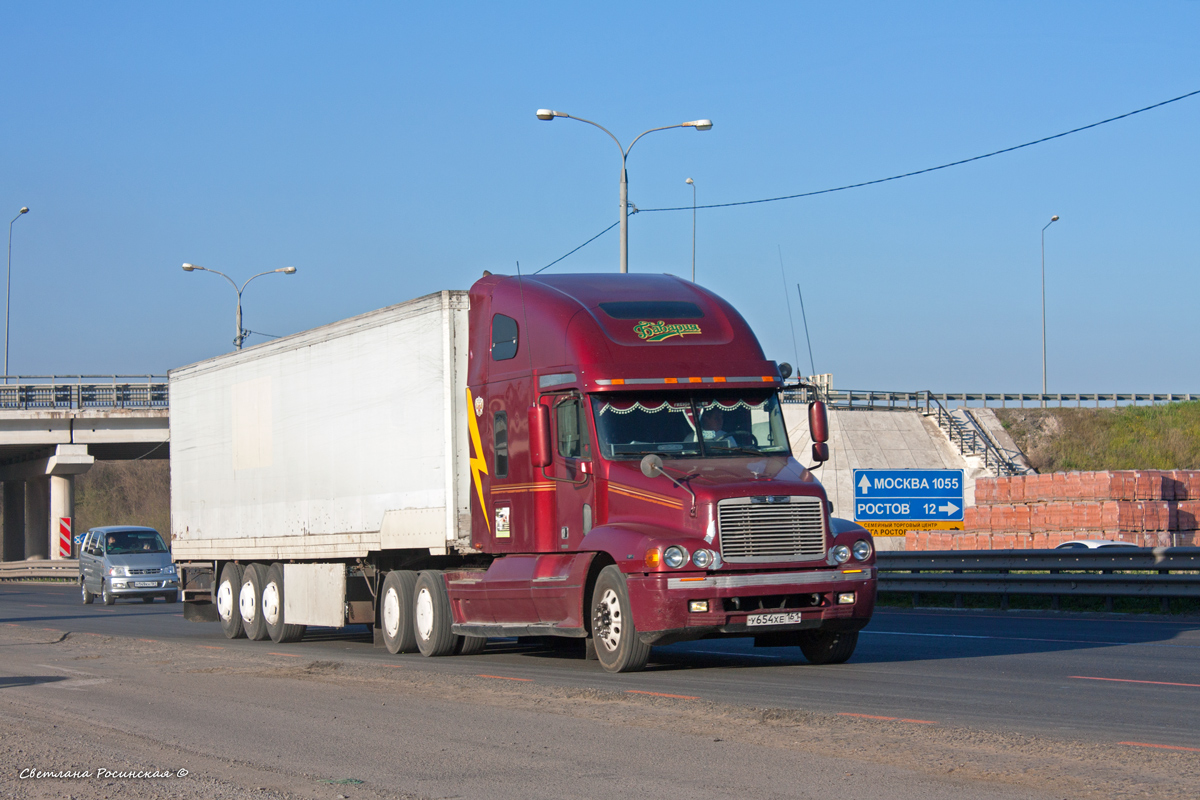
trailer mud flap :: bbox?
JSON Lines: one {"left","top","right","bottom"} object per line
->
{"left": 183, "top": 601, "right": 219, "bottom": 623}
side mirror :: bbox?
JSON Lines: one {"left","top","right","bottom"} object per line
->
{"left": 528, "top": 403, "right": 552, "bottom": 468}
{"left": 811, "top": 442, "right": 829, "bottom": 463}
{"left": 808, "top": 400, "right": 829, "bottom": 444}
{"left": 778, "top": 362, "right": 793, "bottom": 380}
{"left": 640, "top": 453, "right": 664, "bottom": 478}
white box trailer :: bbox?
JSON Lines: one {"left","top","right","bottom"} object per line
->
{"left": 170, "top": 290, "right": 472, "bottom": 566}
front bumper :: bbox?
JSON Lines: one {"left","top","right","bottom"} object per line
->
{"left": 625, "top": 566, "right": 876, "bottom": 646}
{"left": 108, "top": 577, "right": 179, "bottom": 596}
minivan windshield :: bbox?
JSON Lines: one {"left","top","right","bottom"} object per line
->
{"left": 104, "top": 530, "right": 168, "bottom": 555}
{"left": 591, "top": 391, "right": 791, "bottom": 460}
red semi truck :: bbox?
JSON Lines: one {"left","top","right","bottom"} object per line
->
{"left": 172, "top": 273, "right": 876, "bottom": 672}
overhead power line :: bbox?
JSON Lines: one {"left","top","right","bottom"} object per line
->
{"left": 536, "top": 88, "right": 1200, "bottom": 271}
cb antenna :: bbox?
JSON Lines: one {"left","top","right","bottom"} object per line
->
{"left": 777, "top": 245, "right": 801, "bottom": 377}
{"left": 796, "top": 283, "right": 816, "bottom": 377}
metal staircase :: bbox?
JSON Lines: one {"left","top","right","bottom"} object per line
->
{"left": 924, "top": 395, "right": 1032, "bottom": 477}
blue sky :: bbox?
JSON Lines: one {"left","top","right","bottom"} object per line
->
{"left": 2, "top": 2, "right": 1197, "bottom": 392}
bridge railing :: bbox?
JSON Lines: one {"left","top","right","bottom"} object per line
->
{"left": 0, "top": 376, "right": 168, "bottom": 410}
{"left": 781, "top": 388, "right": 1198, "bottom": 409}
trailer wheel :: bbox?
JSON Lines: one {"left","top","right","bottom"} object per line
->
{"left": 263, "top": 563, "right": 306, "bottom": 643}
{"left": 380, "top": 570, "right": 419, "bottom": 654}
{"left": 455, "top": 635, "right": 487, "bottom": 656}
{"left": 217, "top": 562, "right": 246, "bottom": 639}
{"left": 413, "top": 571, "right": 458, "bottom": 657}
{"left": 80, "top": 578, "right": 94, "bottom": 605}
{"left": 239, "top": 563, "right": 269, "bottom": 641}
{"left": 797, "top": 630, "right": 859, "bottom": 665}
{"left": 590, "top": 565, "right": 650, "bottom": 673}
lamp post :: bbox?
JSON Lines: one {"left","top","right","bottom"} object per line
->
{"left": 536, "top": 109, "right": 712, "bottom": 273}
{"left": 685, "top": 178, "right": 696, "bottom": 282}
{"left": 5, "top": 206, "right": 29, "bottom": 382}
{"left": 182, "top": 263, "right": 297, "bottom": 351}
{"left": 1041, "top": 215, "right": 1060, "bottom": 398}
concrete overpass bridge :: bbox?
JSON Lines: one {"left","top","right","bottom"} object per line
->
{"left": 0, "top": 377, "right": 168, "bottom": 563}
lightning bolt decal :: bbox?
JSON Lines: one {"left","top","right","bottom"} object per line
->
{"left": 466, "top": 387, "right": 491, "bottom": 531}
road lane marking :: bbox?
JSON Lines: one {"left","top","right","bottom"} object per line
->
{"left": 197, "top": 645, "right": 224, "bottom": 650}
{"left": 477, "top": 674, "right": 533, "bottom": 682}
{"left": 838, "top": 712, "right": 937, "bottom": 724}
{"left": 626, "top": 690, "right": 699, "bottom": 700}
{"left": 1071, "top": 676, "right": 1200, "bottom": 689}
{"left": 137, "top": 638, "right": 157, "bottom": 643}
{"left": 269, "top": 652, "right": 302, "bottom": 657}
{"left": 864, "top": 630, "right": 1200, "bottom": 649}
{"left": 1120, "top": 741, "right": 1200, "bottom": 753}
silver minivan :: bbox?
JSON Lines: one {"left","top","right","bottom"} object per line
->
{"left": 78, "top": 526, "right": 179, "bottom": 605}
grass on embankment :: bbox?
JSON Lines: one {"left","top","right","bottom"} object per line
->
{"left": 993, "top": 401, "right": 1200, "bottom": 473}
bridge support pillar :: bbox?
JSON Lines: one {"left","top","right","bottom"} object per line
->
{"left": 2, "top": 481, "right": 25, "bottom": 561}
{"left": 50, "top": 474, "right": 76, "bottom": 559}
{"left": 25, "top": 477, "right": 50, "bottom": 560}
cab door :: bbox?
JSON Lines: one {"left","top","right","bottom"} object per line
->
{"left": 552, "top": 395, "right": 596, "bottom": 551}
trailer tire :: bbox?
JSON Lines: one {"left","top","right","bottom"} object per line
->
{"left": 455, "top": 635, "right": 487, "bottom": 656}
{"left": 217, "top": 562, "right": 246, "bottom": 639}
{"left": 413, "top": 571, "right": 458, "bottom": 657}
{"left": 590, "top": 565, "right": 650, "bottom": 673}
{"left": 263, "top": 563, "right": 306, "bottom": 643}
{"left": 239, "top": 563, "right": 269, "bottom": 641}
{"left": 798, "top": 630, "right": 859, "bottom": 665}
{"left": 380, "top": 570, "right": 419, "bottom": 654}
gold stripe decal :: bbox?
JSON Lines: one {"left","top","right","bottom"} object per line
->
{"left": 466, "top": 387, "right": 490, "bottom": 531}
{"left": 609, "top": 482, "right": 684, "bottom": 510}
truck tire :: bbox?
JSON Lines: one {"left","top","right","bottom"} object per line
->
{"left": 455, "top": 635, "right": 487, "bottom": 656}
{"left": 380, "top": 570, "right": 419, "bottom": 654}
{"left": 239, "top": 563, "right": 269, "bottom": 641}
{"left": 590, "top": 565, "right": 650, "bottom": 673}
{"left": 797, "top": 630, "right": 859, "bottom": 665}
{"left": 81, "top": 578, "right": 94, "bottom": 605}
{"left": 263, "top": 562, "right": 306, "bottom": 644}
{"left": 413, "top": 571, "right": 458, "bottom": 657}
{"left": 217, "top": 562, "right": 246, "bottom": 639}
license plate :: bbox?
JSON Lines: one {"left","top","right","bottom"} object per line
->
{"left": 747, "top": 611, "right": 803, "bottom": 627}
{"left": 134, "top": 581, "right": 158, "bottom": 588}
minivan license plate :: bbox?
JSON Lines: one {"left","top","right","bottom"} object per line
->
{"left": 747, "top": 611, "right": 803, "bottom": 627}
{"left": 134, "top": 581, "right": 158, "bottom": 588}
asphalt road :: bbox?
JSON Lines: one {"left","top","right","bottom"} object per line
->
{"left": 3, "top": 581, "right": 1198, "bottom": 749}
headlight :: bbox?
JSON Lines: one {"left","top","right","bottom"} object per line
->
{"left": 692, "top": 549, "right": 714, "bottom": 569}
{"left": 164, "top": 564, "right": 177, "bottom": 574}
{"left": 663, "top": 545, "right": 688, "bottom": 569}
{"left": 852, "top": 540, "right": 872, "bottom": 561}
{"left": 831, "top": 545, "right": 851, "bottom": 564}
{"left": 107, "top": 566, "right": 128, "bottom": 577}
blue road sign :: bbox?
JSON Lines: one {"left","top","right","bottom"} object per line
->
{"left": 853, "top": 469, "right": 965, "bottom": 523}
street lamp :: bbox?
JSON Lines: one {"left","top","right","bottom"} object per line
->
{"left": 536, "top": 109, "right": 713, "bottom": 273}
{"left": 182, "top": 263, "right": 297, "bottom": 351}
{"left": 685, "top": 178, "right": 696, "bottom": 282}
{"left": 1041, "top": 215, "right": 1060, "bottom": 398}
{"left": 5, "top": 206, "right": 29, "bottom": 382}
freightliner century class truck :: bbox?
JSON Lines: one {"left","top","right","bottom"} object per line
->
{"left": 171, "top": 273, "right": 876, "bottom": 672}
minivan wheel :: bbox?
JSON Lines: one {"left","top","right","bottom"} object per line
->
{"left": 101, "top": 581, "right": 115, "bottom": 606}
{"left": 142, "top": 596, "right": 155, "bottom": 603}
{"left": 81, "top": 579, "right": 94, "bottom": 605}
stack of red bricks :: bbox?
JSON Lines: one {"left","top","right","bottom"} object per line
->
{"left": 905, "top": 470, "right": 1200, "bottom": 550}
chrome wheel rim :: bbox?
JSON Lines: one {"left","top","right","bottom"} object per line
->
{"left": 594, "top": 588, "right": 623, "bottom": 653}
{"left": 383, "top": 586, "right": 401, "bottom": 638}
{"left": 415, "top": 587, "right": 434, "bottom": 641}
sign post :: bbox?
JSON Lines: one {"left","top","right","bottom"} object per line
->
{"left": 852, "top": 469, "right": 964, "bottom": 538}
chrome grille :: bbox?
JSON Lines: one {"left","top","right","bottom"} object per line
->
{"left": 128, "top": 568, "right": 162, "bottom": 575}
{"left": 718, "top": 496, "right": 826, "bottom": 563}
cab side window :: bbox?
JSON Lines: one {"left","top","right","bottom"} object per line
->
{"left": 491, "top": 314, "right": 519, "bottom": 361}
{"left": 556, "top": 398, "right": 591, "bottom": 460}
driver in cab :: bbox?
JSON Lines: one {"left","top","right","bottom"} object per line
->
{"left": 692, "top": 407, "right": 736, "bottom": 449}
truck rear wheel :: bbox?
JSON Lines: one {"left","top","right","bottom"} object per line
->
{"left": 217, "top": 562, "right": 245, "bottom": 639}
{"left": 591, "top": 565, "right": 650, "bottom": 673}
{"left": 798, "top": 630, "right": 859, "bottom": 665}
{"left": 239, "top": 563, "right": 269, "bottom": 641}
{"left": 380, "top": 570, "right": 419, "bottom": 654}
{"left": 413, "top": 571, "right": 458, "bottom": 657}
{"left": 263, "top": 562, "right": 306, "bottom": 644}
{"left": 455, "top": 635, "right": 487, "bottom": 655}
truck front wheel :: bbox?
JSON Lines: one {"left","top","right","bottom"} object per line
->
{"left": 380, "top": 570, "right": 419, "bottom": 654}
{"left": 413, "top": 571, "right": 458, "bottom": 657}
{"left": 797, "top": 630, "right": 859, "bottom": 665}
{"left": 590, "top": 566, "right": 650, "bottom": 673}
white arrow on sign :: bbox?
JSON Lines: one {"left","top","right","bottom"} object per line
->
{"left": 938, "top": 502, "right": 960, "bottom": 515}
{"left": 858, "top": 475, "right": 871, "bottom": 494}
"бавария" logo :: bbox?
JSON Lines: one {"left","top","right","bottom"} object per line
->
{"left": 633, "top": 320, "right": 702, "bottom": 342}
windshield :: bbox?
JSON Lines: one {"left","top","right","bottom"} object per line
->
{"left": 104, "top": 530, "right": 168, "bottom": 555}
{"left": 591, "top": 391, "right": 791, "bottom": 460}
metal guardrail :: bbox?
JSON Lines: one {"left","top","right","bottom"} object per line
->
{"left": 877, "top": 548, "right": 1200, "bottom": 610}
{"left": 0, "top": 377, "right": 168, "bottom": 410}
{"left": 781, "top": 389, "right": 1198, "bottom": 409}
{"left": 0, "top": 559, "right": 79, "bottom": 582}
